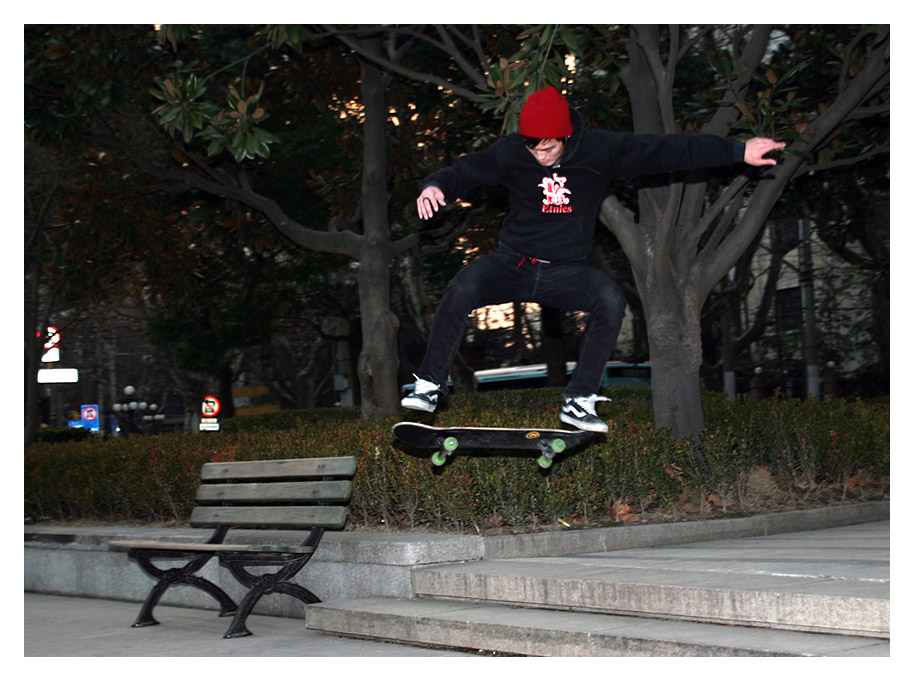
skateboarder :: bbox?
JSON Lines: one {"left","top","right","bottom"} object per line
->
{"left": 403, "top": 86, "right": 785, "bottom": 432}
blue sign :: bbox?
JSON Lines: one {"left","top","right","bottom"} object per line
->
{"left": 81, "top": 404, "right": 100, "bottom": 433}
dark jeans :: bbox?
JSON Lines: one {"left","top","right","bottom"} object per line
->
{"left": 416, "top": 246, "right": 627, "bottom": 397}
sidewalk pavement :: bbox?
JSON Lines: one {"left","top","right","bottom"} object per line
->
{"left": 24, "top": 516, "right": 891, "bottom": 658}
{"left": 24, "top": 592, "right": 475, "bottom": 657}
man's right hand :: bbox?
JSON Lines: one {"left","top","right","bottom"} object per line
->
{"left": 417, "top": 185, "right": 446, "bottom": 220}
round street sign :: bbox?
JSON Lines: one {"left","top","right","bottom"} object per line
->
{"left": 201, "top": 395, "right": 221, "bottom": 417}
{"left": 43, "top": 326, "right": 61, "bottom": 350}
{"left": 81, "top": 406, "right": 98, "bottom": 422}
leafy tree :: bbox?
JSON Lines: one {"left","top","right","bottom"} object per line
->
{"left": 359, "top": 24, "right": 888, "bottom": 439}
{"left": 370, "top": 25, "right": 889, "bottom": 438}
{"left": 25, "top": 24, "right": 888, "bottom": 438}
{"left": 26, "top": 25, "right": 396, "bottom": 418}
{"left": 591, "top": 25, "right": 887, "bottom": 438}
{"left": 24, "top": 140, "right": 86, "bottom": 445}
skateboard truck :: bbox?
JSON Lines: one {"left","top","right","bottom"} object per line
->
{"left": 432, "top": 436, "right": 460, "bottom": 467}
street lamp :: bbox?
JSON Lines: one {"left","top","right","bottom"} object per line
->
{"left": 112, "top": 386, "right": 159, "bottom": 434}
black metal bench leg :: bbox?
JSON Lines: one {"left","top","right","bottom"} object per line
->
{"left": 276, "top": 581, "right": 321, "bottom": 605}
{"left": 222, "top": 586, "right": 263, "bottom": 638}
{"left": 129, "top": 550, "right": 238, "bottom": 627}
{"left": 220, "top": 555, "right": 317, "bottom": 638}
{"left": 221, "top": 579, "right": 320, "bottom": 638}
{"left": 132, "top": 579, "right": 168, "bottom": 627}
{"left": 183, "top": 574, "right": 239, "bottom": 617}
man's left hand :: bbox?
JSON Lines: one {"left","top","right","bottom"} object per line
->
{"left": 744, "top": 137, "right": 787, "bottom": 166}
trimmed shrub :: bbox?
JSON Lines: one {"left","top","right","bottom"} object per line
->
{"left": 24, "top": 388, "right": 888, "bottom": 530}
{"left": 35, "top": 427, "right": 94, "bottom": 443}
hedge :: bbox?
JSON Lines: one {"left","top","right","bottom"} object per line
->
{"left": 24, "top": 388, "right": 889, "bottom": 532}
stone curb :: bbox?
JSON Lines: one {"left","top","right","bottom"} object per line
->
{"left": 25, "top": 500, "right": 888, "bottom": 565}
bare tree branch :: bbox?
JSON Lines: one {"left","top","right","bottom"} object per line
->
{"left": 792, "top": 144, "right": 890, "bottom": 178}
{"left": 433, "top": 25, "right": 490, "bottom": 89}
{"left": 693, "top": 173, "right": 752, "bottom": 265}
{"left": 677, "top": 25, "right": 714, "bottom": 60}
{"left": 322, "top": 24, "right": 487, "bottom": 102}
{"left": 93, "top": 132, "right": 364, "bottom": 258}
{"left": 840, "top": 27, "right": 869, "bottom": 93}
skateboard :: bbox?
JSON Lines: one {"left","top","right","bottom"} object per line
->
{"left": 392, "top": 421, "right": 594, "bottom": 469}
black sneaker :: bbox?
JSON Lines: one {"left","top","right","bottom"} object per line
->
{"left": 401, "top": 375, "right": 442, "bottom": 413}
{"left": 560, "top": 394, "right": 611, "bottom": 432}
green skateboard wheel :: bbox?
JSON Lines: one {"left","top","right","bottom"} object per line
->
{"left": 537, "top": 454, "right": 553, "bottom": 469}
{"left": 443, "top": 436, "right": 459, "bottom": 451}
{"left": 431, "top": 451, "right": 448, "bottom": 466}
{"left": 551, "top": 438, "right": 567, "bottom": 453}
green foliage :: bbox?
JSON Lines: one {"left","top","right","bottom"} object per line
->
{"left": 699, "top": 392, "right": 890, "bottom": 491}
{"left": 25, "top": 389, "right": 888, "bottom": 530}
{"left": 25, "top": 25, "right": 158, "bottom": 145}
{"left": 217, "top": 406, "right": 360, "bottom": 434}
{"left": 151, "top": 73, "right": 280, "bottom": 161}
{"left": 34, "top": 427, "right": 94, "bottom": 444}
{"left": 150, "top": 73, "right": 218, "bottom": 144}
{"left": 480, "top": 24, "right": 584, "bottom": 134}
{"left": 726, "top": 61, "right": 811, "bottom": 144}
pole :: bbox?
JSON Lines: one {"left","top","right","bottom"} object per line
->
{"left": 799, "top": 218, "right": 820, "bottom": 398}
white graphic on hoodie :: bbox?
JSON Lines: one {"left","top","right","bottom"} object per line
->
{"left": 538, "top": 173, "right": 573, "bottom": 213}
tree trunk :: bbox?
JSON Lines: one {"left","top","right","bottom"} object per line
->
{"left": 641, "top": 276, "right": 706, "bottom": 440}
{"left": 24, "top": 268, "right": 41, "bottom": 446}
{"left": 218, "top": 365, "right": 236, "bottom": 419}
{"left": 356, "top": 40, "right": 401, "bottom": 419}
{"left": 606, "top": 26, "right": 888, "bottom": 441}
{"left": 541, "top": 306, "right": 567, "bottom": 386}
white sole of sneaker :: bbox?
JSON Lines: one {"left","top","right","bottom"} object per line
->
{"left": 559, "top": 415, "right": 609, "bottom": 433}
{"left": 401, "top": 398, "right": 436, "bottom": 413}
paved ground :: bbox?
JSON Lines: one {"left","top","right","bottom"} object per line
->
{"left": 24, "top": 513, "right": 894, "bottom": 662}
{"left": 24, "top": 592, "right": 476, "bottom": 657}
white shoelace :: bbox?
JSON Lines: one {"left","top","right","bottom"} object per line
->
{"left": 570, "top": 395, "right": 610, "bottom": 415}
{"left": 413, "top": 375, "right": 439, "bottom": 395}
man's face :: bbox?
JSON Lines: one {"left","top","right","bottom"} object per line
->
{"left": 527, "top": 138, "right": 565, "bottom": 167}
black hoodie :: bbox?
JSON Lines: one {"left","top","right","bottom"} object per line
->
{"left": 421, "top": 107, "right": 745, "bottom": 262}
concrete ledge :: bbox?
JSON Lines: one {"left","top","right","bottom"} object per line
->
{"left": 481, "top": 501, "right": 890, "bottom": 558}
{"left": 24, "top": 526, "right": 485, "bottom": 617}
{"left": 24, "top": 526, "right": 485, "bottom": 565}
{"left": 24, "top": 501, "right": 887, "bottom": 620}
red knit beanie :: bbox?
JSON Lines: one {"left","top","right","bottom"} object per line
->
{"left": 519, "top": 86, "right": 573, "bottom": 138}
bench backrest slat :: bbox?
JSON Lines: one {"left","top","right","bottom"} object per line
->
{"left": 189, "top": 456, "right": 357, "bottom": 534}
{"left": 190, "top": 505, "right": 348, "bottom": 530}
{"left": 200, "top": 456, "right": 357, "bottom": 482}
{"left": 196, "top": 480, "right": 352, "bottom": 504}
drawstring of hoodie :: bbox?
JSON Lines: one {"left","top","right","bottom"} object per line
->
{"left": 516, "top": 255, "right": 551, "bottom": 269}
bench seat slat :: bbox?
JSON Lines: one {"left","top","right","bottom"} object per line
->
{"left": 108, "top": 540, "right": 315, "bottom": 554}
{"left": 195, "top": 480, "right": 352, "bottom": 503}
{"left": 200, "top": 456, "right": 357, "bottom": 482}
{"left": 190, "top": 505, "right": 348, "bottom": 530}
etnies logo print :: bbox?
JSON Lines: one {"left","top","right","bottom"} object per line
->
{"left": 538, "top": 173, "right": 573, "bottom": 213}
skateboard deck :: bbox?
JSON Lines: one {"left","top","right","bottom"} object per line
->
{"left": 392, "top": 421, "right": 594, "bottom": 468}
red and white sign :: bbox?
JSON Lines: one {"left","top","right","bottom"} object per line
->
{"left": 81, "top": 406, "right": 98, "bottom": 422}
{"left": 201, "top": 395, "right": 221, "bottom": 417}
{"left": 42, "top": 326, "right": 61, "bottom": 350}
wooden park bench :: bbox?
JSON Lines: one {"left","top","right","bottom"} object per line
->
{"left": 109, "top": 455, "right": 357, "bottom": 638}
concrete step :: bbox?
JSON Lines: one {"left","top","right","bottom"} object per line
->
{"left": 411, "top": 560, "right": 888, "bottom": 637}
{"left": 305, "top": 597, "right": 890, "bottom": 657}
{"left": 411, "top": 528, "right": 890, "bottom": 637}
